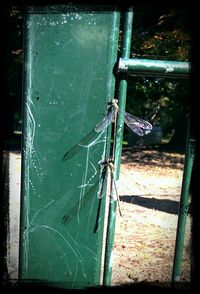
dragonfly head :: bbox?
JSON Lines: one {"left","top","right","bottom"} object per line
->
{"left": 112, "top": 99, "right": 119, "bottom": 112}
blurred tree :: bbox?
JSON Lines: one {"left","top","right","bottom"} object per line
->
{"left": 131, "top": 7, "right": 190, "bottom": 61}
{"left": 122, "top": 6, "right": 191, "bottom": 151}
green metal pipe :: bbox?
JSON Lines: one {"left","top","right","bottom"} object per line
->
{"left": 118, "top": 58, "right": 190, "bottom": 78}
{"left": 171, "top": 119, "right": 195, "bottom": 286}
{"left": 103, "top": 8, "right": 133, "bottom": 286}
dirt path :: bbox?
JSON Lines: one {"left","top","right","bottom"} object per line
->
{"left": 111, "top": 148, "right": 191, "bottom": 287}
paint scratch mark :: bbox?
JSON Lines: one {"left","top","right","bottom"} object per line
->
{"left": 30, "top": 225, "right": 81, "bottom": 261}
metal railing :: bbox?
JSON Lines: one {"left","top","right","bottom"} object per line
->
{"left": 103, "top": 7, "right": 193, "bottom": 288}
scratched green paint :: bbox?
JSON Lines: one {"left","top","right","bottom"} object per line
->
{"left": 19, "top": 5, "right": 120, "bottom": 289}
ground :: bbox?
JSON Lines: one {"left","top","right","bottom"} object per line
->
{"left": 110, "top": 147, "right": 192, "bottom": 288}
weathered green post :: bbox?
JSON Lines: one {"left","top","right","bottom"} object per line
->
{"left": 19, "top": 5, "right": 120, "bottom": 289}
{"left": 171, "top": 119, "right": 195, "bottom": 286}
{"left": 103, "top": 8, "right": 134, "bottom": 286}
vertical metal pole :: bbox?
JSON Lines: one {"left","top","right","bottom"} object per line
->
{"left": 103, "top": 8, "right": 133, "bottom": 286}
{"left": 171, "top": 119, "right": 195, "bottom": 286}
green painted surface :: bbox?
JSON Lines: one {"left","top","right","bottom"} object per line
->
{"left": 171, "top": 120, "right": 195, "bottom": 284}
{"left": 103, "top": 9, "right": 133, "bottom": 286}
{"left": 118, "top": 58, "right": 190, "bottom": 78}
{"left": 19, "top": 5, "right": 120, "bottom": 289}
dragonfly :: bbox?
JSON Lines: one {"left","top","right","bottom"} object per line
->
{"left": 95, "top": 100, "right": 152, "bottom": 136}
{"left": 63, "top": 100, "right": 152, "bottom": 161}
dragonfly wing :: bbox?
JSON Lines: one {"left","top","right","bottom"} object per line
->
{"left": 124, "top": 115, "right": 145, "bottom": 136}
{"left": 124, "top": 112, "right": 152, "bottom": 136}
{"left": 95, "top": 107, "right": 115, "bottom": 132}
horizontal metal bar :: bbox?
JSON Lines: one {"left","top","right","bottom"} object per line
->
{"left": 118, "top": 57, "right": 190, "bottom": 78}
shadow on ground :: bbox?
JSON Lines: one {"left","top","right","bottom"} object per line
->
{"left": 119, "top": 195, "right": 191, "bottom": 215}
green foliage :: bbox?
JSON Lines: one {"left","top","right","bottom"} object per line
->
{"left": 126, "top": 75, "right": 189, "bottom": 135}
{"left": 123, "top": 7, "right": 190, "bottom": 140}
{"left": 131, "top": 7, "right": 191, "bottom": 61}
